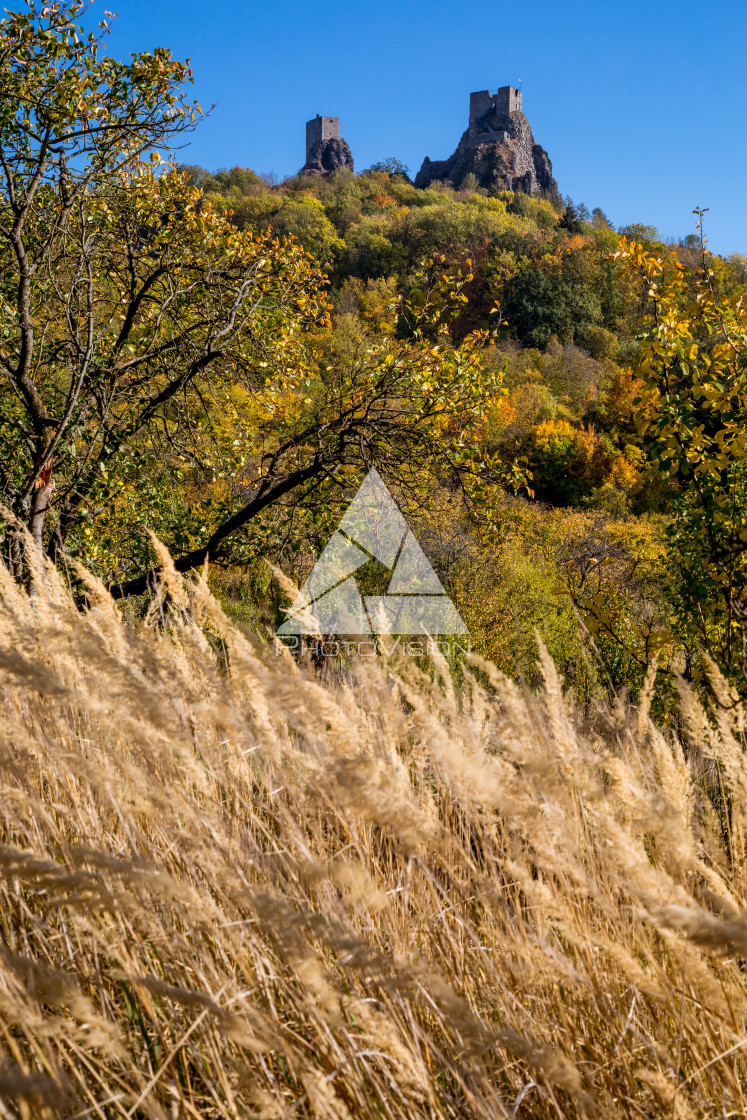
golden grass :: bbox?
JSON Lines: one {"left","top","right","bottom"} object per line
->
{"left": 2, "top": 544, "right": 747, "bottom": 1118}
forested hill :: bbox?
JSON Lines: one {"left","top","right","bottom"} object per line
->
{"left": 4, "top": 2, "right": 746, "bottom": 707}
{"left": 182, "top": 162, "right": 746, "bottom": 352}
{"left": 180, "top": 161, "right": 747, "bottom": 518}
{"left": 172, "top": 162, "right": 747, "bottom": 699}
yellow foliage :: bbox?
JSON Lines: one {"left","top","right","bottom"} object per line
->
{"left": 609, "top": 454, "right": 637, "bottom": 491}
{"left": 533, "top": 418, "right": 576, "bottom": 450}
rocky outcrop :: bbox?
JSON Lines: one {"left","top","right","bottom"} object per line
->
{"left": 302, "top": 138, "right": 354, "bottom": 176}
{"left": 415, "top": 109, "right": 556, "bottom": 196}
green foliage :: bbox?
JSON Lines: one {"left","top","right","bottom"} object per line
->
{"left": 582, "top": 325, "right": 619, "bottom": 360}
{"left": 511, "top": 381, "right": 559, "bottom": 427}
{"left": 456, "top": 533, "right": 584, "bottom": 680}
{"left": 343, "top": 218, "right": 404, "bottom": 279}
{"left": 270, "top": 195, "right": 344, "bottom": 270}
{"left": 519, "top": 420, "right": 614, "bottom": 505}
{"left": 503, "top": 267, "right": 601, "bottom": 348}
{"left": 619, "top": 222, "right": 660, "bottom": 243}
{"left": 361, "top": 157, "right": 410, "bottom": 178}
{"left": 180, "top": 164, "right": 262, "bottom": 194}
{"left": 458, "top": 172, "right": 480, "bottom": 193}
{"left": 617, "top": 219, "right": 747, "bottom": 687}
{"left": 592, "top": 207, "right": 614, "bottom": 230}
{"left": 559, "top": 202, "right": 584, "bottom": 234}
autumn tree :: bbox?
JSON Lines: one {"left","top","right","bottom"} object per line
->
{"left": 0, "top": 0, "right": 204, "bottom": 548}
{"left": 614, "top": 214, "right": 747, "bottom": 687}
{"left": 0, "top": 3, "right": 524, "bottom": 598}
{"left": 102, "top": 254, "right": 523, "bottom": 598}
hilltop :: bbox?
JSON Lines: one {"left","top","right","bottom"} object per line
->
{"left": 415, "top": 85, "right": 556, "bottom": 195}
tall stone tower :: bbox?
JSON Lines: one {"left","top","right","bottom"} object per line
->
{"left": 468, "top": 86, "right": 522, "bottom": 145}
{"left": 302, "top": 114, "right": 354, "bottom": 176}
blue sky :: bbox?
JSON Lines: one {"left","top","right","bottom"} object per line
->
{"left": 99, "top": 0, "right": 747, "bottom": 256}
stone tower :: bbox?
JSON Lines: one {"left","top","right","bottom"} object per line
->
{"left": 302, "top": 114, "right": 354, "bottom": 176}
{"left": 468, "top": 86, "right": 522, "bottom": 145}
{"left": 305, "top": 115, "right": 340, "bottom": 161}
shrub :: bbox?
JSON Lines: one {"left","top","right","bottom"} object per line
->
{"left": 522, "top": 419, "right": 612, "bottom": 504}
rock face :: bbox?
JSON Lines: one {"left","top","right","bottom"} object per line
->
{"left": 415, "top": 88, "right": 556, "bottom": 196}
{"left": 302, "top": 137, "right": 354, "bottom": 176}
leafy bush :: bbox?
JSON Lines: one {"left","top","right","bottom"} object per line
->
{"left": 522, "top": 419, "right": 612, "bottom": 504}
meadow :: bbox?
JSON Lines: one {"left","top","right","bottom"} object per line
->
{"left": 1, "top": 539, "right": 746, "bottom": 1118}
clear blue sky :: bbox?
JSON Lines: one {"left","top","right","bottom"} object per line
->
{"left": 99, "top": 0, "right": 746, "bottom": 256}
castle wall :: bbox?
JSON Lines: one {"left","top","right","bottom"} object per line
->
{"left": 467, "top": 87, "right": 522, "bottom": 146}
{"left": 305, "top": 115, "right": 340, "bottom": 159}
{"left": 469, "top": 90, "right": 494, "bottom": 123}
{"left": 472, "top": 130, "right": 510, "bottom": 145}
{"left": 494, "top": 86, "right": 522, "bottom": 115}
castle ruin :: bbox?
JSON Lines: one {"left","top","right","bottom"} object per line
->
{"left": 414, "top": 83, "right": 556, "bottom": 196}
{"left": 299, "top": 84, "right": 554, "bottom": 193}
{"left": 468, "top": 86, "right": 522, "bottom": 146}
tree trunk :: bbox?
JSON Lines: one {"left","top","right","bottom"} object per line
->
{"left": 29, "top": 443, "right": 54, "bottom": 552}
{"left": 29, "top": 482, "right": 51, "bottom": 550}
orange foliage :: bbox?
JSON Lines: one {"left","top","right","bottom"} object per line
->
{"left": 372, "top": 193, "right": 399, "bottom": 210}
{"left": 599, "top": 366, "right": 646, "bottom": 430}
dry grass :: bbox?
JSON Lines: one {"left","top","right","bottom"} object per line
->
{"left": 2, "top": 544, "right": 747, "bottom": 1119}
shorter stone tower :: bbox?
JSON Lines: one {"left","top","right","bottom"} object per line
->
{"left": 302, "top": 114, "right": 353, "bottom": 176}
{"left": 305, "top": 115, "right": 340, "bottom": 161}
